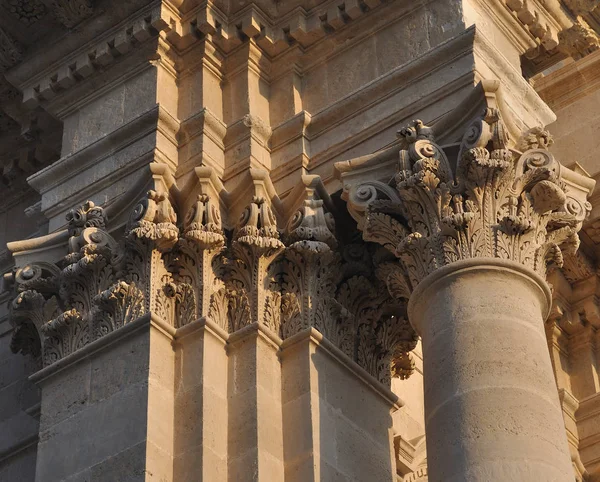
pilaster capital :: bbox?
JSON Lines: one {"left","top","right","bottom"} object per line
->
{"left": 5, "top": 163, "right": 417, "bottom": 385}
{"left": 335, "top": 87, "right": 595, "bottom": 299}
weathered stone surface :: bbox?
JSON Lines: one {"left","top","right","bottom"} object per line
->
{"left": 3, "top": 0, "right": 600, "bottom": 481}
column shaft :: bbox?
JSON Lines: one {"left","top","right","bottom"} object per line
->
{"left": 409, "top": 260, "right": 574, "bottom": 481}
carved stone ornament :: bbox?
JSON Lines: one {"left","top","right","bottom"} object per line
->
{"left": 7, "top": 0, "right": 47, "bottom": 25}
{"left": 0, "top": 27, "right": 22, "bottom": 72}
{"left": 558, "top": 17, "right": 600, "bottom": 60}
{"left": 51, "top": 0, "right": 94, "bottom": 28}
{"left": 6, "top": 165, "right": 416, "bottom": 386}
{"left": 563, "top": 0, "right": 600, "bottom": 15}
{"left": 337, "top": 110, "right": 592, "bottom": 301}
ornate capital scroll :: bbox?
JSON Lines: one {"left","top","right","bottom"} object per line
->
{"left": 336, "top": 107, "right": 594, "bottom": 304}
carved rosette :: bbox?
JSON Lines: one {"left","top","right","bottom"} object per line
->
{"left": 341, "top": 111, "right": 590, "bottom": 299}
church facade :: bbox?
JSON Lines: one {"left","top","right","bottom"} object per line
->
{"left": 1, "top": 0, "right": 600, "bottom": 481}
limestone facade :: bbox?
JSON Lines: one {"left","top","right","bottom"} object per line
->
{"left": 2, "top": 1, "right": 600, "bottom": 481}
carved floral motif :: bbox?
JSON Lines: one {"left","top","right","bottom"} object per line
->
{"left": 51, "top": 0, "right": 94, "bottom": 28}
{"left": 340, "top": 110, "right": 590, "bottom": 296}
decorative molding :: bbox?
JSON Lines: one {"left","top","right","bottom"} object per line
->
{"left": 15, "top": 0, "right": 395, "bottom": 110}
{"left": 501, "top": 0, "right": 562, "bottom": 50}
{"left": 20, "top": 6, "right": 170, "bottom": 109}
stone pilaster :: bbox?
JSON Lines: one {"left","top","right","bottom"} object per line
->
{"left": 336, "top": 84, "right": 595, "bottom": 481}
{"left": 5, "top": 160, "right": 417, "bottom": 481}
{"left": 173, "top": 319, "right": 229, "bottom": 481}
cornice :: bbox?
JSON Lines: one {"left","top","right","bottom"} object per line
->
{"left": 27, "top": 106, "right": 165, "bottom": 196}
{"left": 497, "top": 0, "right": 564, "bottom": 50}
{"left": 11, "top": 5, "right": 169, "bottom": 113}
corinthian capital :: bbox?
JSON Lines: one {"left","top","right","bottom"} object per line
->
{"left": 336, "top": 109, "right": 594, "bottom": 293}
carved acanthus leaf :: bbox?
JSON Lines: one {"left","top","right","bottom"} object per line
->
{"left": 280, "top": 176, "right": 340, "bottom": 338}
{"left": 93, "top": 281, "right": 145, "bottom": 336}
{"left": 51, "top": 0, "right": 94, "bottom": 28}
{"left": 340, "top": 109, "right": 591, "bottom": 291}
{"left": 227, "top": 195, "right": 284, "bottom": 331}
{"left": 7, "top": 167, "right": 420, "bottom": 386}
{"left": 40, "top": 309, "right": 88, "bottom": 366}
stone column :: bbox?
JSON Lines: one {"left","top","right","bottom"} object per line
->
{"left": 409, "top": 259, "right": 572, "bottom": 480}
{"left": 336, "top": 92, "right": 595, "bottom": 481}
